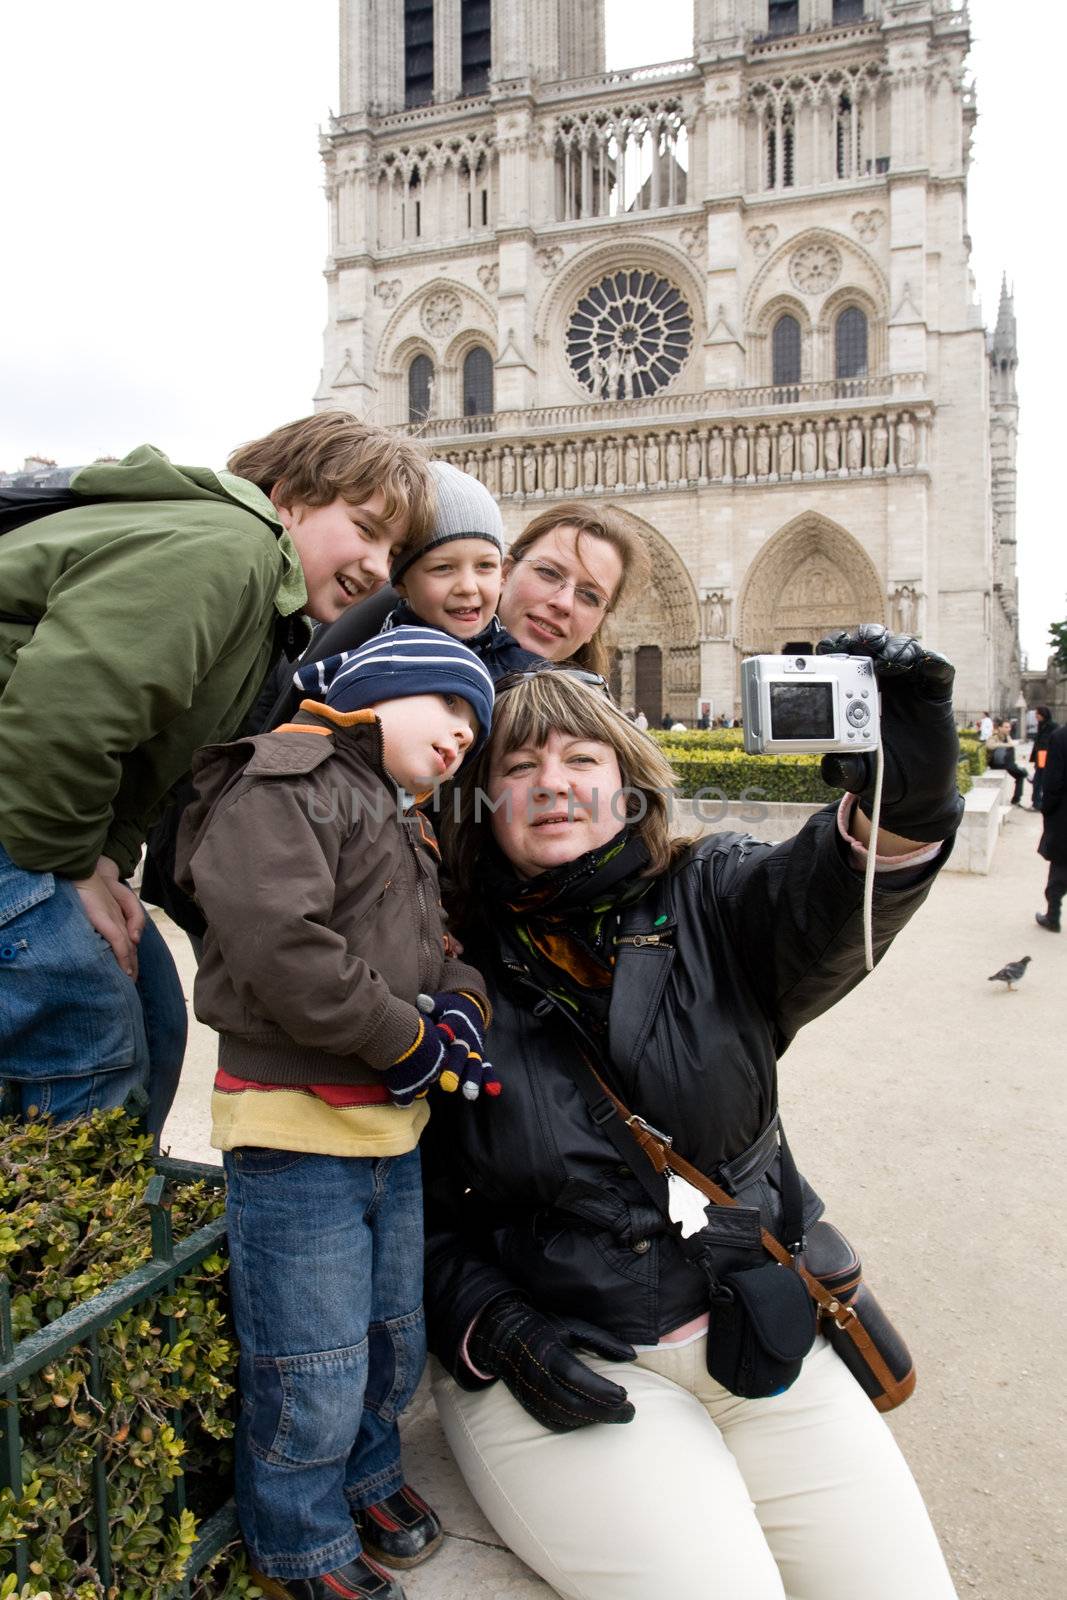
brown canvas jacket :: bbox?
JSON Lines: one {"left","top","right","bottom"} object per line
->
{"left": 176, "top": 704, "right": 486, "bottom": 1087}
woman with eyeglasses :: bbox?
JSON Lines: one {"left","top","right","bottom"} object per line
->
{"left": 494, "top": 503, "right": 647, "bottom": 675}
{"left": 421, "top": 649, "right": 963, "bottom": 1600}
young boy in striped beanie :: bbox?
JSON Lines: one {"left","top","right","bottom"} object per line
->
{"left": 178, "top": 627, "right": 497, "bottom": 1600}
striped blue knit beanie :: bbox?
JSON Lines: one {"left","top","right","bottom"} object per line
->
{"left": 294, "top": 626, "right": 494, "bottom": 755}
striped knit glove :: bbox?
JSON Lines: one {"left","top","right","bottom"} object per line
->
{"left": 384, "top": 1016, "right": 468, "bottom": 1108}
{"left": 420, "top": 992, "right": 501, "bottom": 1101}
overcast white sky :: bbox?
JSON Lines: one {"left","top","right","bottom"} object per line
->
{"left": 0, "top": 2, "right": 1058, "bottom": 665}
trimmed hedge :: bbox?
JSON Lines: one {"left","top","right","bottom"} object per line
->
{"left": 0, "top": 1113, "right": 257, "bottom": 1599}
{"left": 650, "top": 730, "right": 972, "bottom": 801}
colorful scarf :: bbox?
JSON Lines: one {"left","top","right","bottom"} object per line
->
{"left": 485, "top": 829, "right": 654, "bottom": 1032}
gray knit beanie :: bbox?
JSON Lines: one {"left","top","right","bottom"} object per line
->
{"left": 390, "top": 460, "right": 504, "bottom": 585}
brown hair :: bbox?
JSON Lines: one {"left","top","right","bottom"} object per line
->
{"left": 227, "top": 412, "right": 435, "bottom": 547}
{"left": 504, "top": 503, "right": 652, "bottom": 676}
{"left": 443, "top": 669, "right": 687, "bottom": 930}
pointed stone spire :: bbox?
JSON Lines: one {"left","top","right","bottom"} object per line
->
{"left": 991, "top": 272, "right": 1017, "bottom": 366}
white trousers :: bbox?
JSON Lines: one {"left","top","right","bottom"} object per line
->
{"left": 432, "top": 1333, "right": 958, "bottom": 1600}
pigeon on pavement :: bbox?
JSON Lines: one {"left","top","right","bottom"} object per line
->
{"left": 987, "top": 956, "right": 1031, "bottom": 990}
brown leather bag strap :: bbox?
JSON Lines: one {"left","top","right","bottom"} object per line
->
{"left": 582, "top": 1058, "right": 913, "bottom": 1410}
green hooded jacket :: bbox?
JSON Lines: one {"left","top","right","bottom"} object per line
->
{"left": 0, "top": 445, "right": 308, "bottom": 879}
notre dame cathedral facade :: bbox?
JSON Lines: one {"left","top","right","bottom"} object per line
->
{"left": 315, "top": 0, "right": 1019, "bottom": 723}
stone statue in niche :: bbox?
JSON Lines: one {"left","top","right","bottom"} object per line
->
{"left": 563, "top": 444, "right": 578, "bottom": 490}
{"left": 604, "top": 439, "right": 619, "bottom": 486}
{"left": 582, "top": 442, "right": 597, "bottom": 489}
{"left": 426, "top": 374, "right": 437, "bottom": 418}
{"left": 587, "top": 348, "right": 605, "bottom": 399}
{"left": 542, "top": 451, "right": 557, "bottom": 493}
{"left": 621, "top": 348, "right": 639, "bottom": 401}
{"left": 522, "top": 451, "right": 538, "bottom": 494}
{"left": 893, "top": 584, "right": 919, "bottom": 635}
{"left": 800, "top": 424, "right": 817, "bottom": 475}
{"left": 778, "top": 426, "right": 794, "bottom": 476}
{"left": 666, "top": 435, "right": 682, "bottom": 483}
{"left": 708, "top": 431, "right": 724, "bottom": 480}
{"left": 703, "top": 591, "right": 727, "bottom": 638}
{"left": 824, "top": 421, "right": 840, "bottom": 472}
{"left": 644, "top": 437, "right": 660, "bottom": 484}
{"left": 896, "top": 415, "right": 916, "bottom": 468}
{"left": 686, "top": 434, "right": 702, "bottom": 480}
{"left": 604, "top": 347, "right": 622, "bottom": 401}
{"left": 484, "top": 452, "right": 499, "bottom": 495}
{"left": 501, "top": 449, "right": 516, "bottom": 495}
{"left": 733, "top": 430, "right": 749, "bottom": 480}
{"left": 755, "top": 427, "right": 771, "bottom": 477}
{"left": 846, "top": 420, "right": 863, "bottom": 471}
{"left": 464, "top": 453, "right": 481, "bottom": 482}
{"left": 871, "top": 416, "right": 889, "bottom": 470}
{"left": 624, "top": 438, "right": 640, "bottom": 486}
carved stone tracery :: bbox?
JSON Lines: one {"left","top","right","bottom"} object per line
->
{"left": 790, "top": 242, "right": 842, "bottom": 295}
{"left": 421, "top": 290, "right": 462, "bottom": 337}
{"left": 566, "top": 269, "right": 694, "bottom": 400}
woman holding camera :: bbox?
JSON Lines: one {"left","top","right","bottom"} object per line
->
{"left": 423, "top": 625, "right": 962, "bottom": 1600}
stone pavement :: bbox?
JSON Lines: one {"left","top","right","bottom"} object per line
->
{"left": 157, "top": 804, "right": 1065, "bottom": 1600}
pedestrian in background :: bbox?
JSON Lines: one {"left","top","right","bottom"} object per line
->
{"left": 1029, "top": 705, "right": 1058, "bottom": 810}
{"left": 1036, "top": 719, "right": 1067, "bottom": 933}
{"left": 985, "top": 719, "right": 1027, "bottom": 805}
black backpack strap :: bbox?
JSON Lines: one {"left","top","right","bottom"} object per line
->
{"left": 0, "top": 486, "right": 98, "bottom": 630}
{"left": 0, "top": 485, "right": 83, "bottom": 537}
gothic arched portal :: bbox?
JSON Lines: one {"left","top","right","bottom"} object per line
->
{"left": 737, "top": 512, "right": 886, "bottom": 655}
{"left": 605, "top": 506, "right": 701, "bottom": 721}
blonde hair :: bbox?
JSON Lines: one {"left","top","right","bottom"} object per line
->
{"left": 504, "top": 503, "right": 652, "bottom": 676}
{"left": 443, "top": 670, "right": 685, "bottom": 928}
{"left": 228, "top": 413, "right": 435, "bottom": 546}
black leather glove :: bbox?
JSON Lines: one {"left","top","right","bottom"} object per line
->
{"left": 468, "top": 1294, "right": 637, "bottom": 1433}
{"left": 817, "top": 623, "right": 964, "bottom": 843}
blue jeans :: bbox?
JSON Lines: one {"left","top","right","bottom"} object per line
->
{"left": 224, "top": 1147, "right": 426, "bottom": 1580}
{"left": 0, "top": 844, "right": 187, "bottom": 1132}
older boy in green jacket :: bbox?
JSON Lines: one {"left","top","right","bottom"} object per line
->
{"left": 0, "top": 412, "right": 432, "bottom": 1127}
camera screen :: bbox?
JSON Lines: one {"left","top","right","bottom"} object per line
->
{"left": 769, "top": 682, "right": 834, "bottom": 740}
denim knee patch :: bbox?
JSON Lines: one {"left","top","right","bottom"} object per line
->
{"left": 250, "top": 1341, "right": 369, "bottom": 1468}
{"left": 363, "top": 1308, "right": 426, "bottom": 1423}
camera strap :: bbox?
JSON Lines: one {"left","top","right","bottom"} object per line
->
{"left": 566, "top": 1044, "right": 908, "bottom": 1405}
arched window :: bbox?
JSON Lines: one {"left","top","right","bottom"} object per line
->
{"left": 462, "top": 346, "right": 493, "bottom": 416}
{"left": 772, "top": 314, "right": 801, "bottom": 387}
{"left": 408, "top": 354, "right": 434, "bottom": 422}
{"left": 835, "top": 307, "right": 868, "bottom": 380}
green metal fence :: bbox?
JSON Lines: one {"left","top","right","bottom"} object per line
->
{"left": 0, "top": 1156, "right": 236, "bottom": 1598}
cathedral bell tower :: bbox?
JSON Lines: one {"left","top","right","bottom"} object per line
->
{"left": 316, "top": 1, "right": 1015, "bottom": 725}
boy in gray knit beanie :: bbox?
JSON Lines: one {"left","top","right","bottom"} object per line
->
{"left": 382, "top": 461, "right": 539, "bottom": 681}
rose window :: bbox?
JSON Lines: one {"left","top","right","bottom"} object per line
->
{"left": 566, "top": 270, "right": 693, "bottom": 400}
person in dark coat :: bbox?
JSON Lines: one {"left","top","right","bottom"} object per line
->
{"left": 1036, "top": 719, "right": 1067, "bottom": 931}
{"left": 1029, "top": 705, "right": 1058, "bottom": 810}
{"left": 422, "top": 626, "right": 964, "bottom": 1600}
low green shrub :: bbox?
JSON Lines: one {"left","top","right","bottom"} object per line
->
{"left": 957, "top": 731, "right": 984, "bottom": 777}
{"left": 650, "top": 731, "right": 972, "bottom": 802}
{"left": 663, "top": 745, "right": 833, "bottom": 803}
{"left": 0, "top": 1113, "right": 254, "bottom": 1599}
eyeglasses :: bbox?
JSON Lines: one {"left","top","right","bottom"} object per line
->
{"left": 496, "top": 665, "right": 614, "bottom": 701}
{"left": 513, "top": 558, "right": 610, "bottom": 614}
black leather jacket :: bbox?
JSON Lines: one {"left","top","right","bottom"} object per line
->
{"left": 423, "top": 806, "right": 947, "bottom": 1385}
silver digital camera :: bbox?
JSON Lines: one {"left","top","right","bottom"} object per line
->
{"left": 741, "top": 653, "right": 880, "bottom": 755}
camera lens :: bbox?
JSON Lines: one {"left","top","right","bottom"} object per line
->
{"left": 794, "top": 656, "right": 807, "bottom": 670}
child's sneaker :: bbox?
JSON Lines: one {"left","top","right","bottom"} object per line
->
{"left": 353, "top": 1484, "right": 443, "bottom": 1568}
{"left": 252, "top": 1553, "right": 405, "bottom": 1599}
